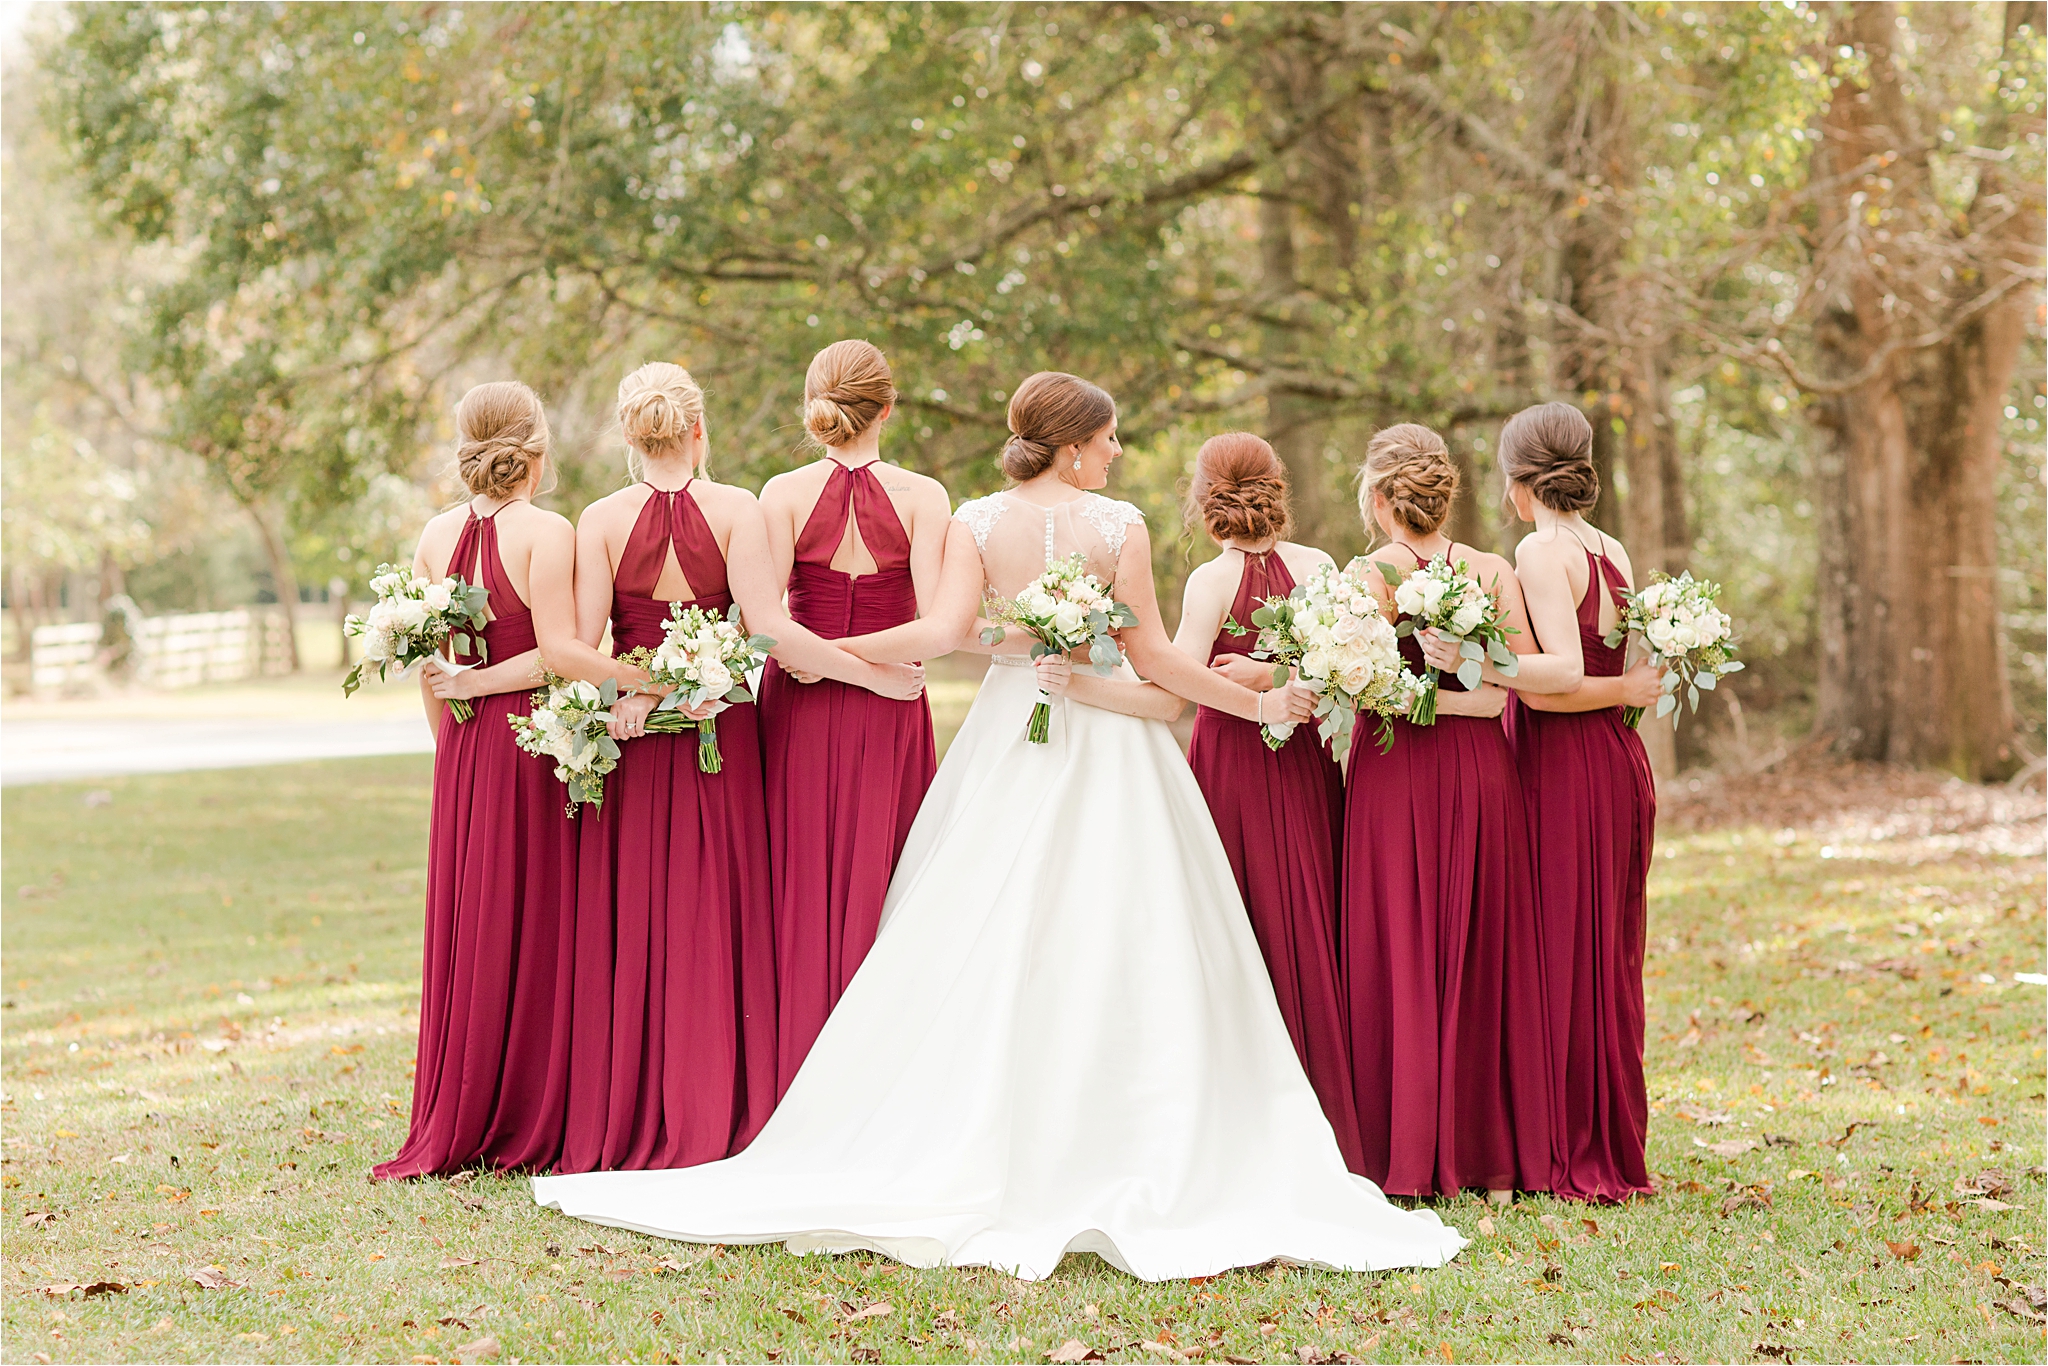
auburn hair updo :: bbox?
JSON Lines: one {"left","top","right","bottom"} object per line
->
{"left": 1498, "top": 401, "right": 1600, "bottom": 513}
{"left": 617, "top": 362, "right": 707, "bottom": 476}
{"left": 1001, "top": 371, "right": 1116, "bottom": 482}
{"left": 1185, "top": 432, "right": 1292, "bottom": 544}
{"left": 1356, "top": 423, "right": 1459, "bottom": 537}
{"left": 455, "top": 381, "right": 551, "bottom": 501}
{"left": 804, "top": 339, "right": 897, "bottom": 448}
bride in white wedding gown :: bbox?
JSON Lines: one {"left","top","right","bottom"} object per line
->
{"left": 532, "top": 373, "right": 1465, "bottom": 1281}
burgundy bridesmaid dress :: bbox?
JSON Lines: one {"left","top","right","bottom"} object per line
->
{"left": 758, "top": 460, "right": 937, "bottom": 1096}
{"left": 1186, "top": 550, "right": 1365, "bottom": 1172}
{"left": 1505, "top": 548, "right": 1656, "bottom": 1203}
{"left": 375, "top": 509, "right": 576, "bottom": 1179}
{"left": 1340, "top": 547, "right": 1553, "bottom": 1197}
{"left": 556, "top": 485, "right": 778, "bottom": 1173}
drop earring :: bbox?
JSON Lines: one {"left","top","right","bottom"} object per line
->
{"left": 1072, "top": 448, "right": 1083, "bottom": 472}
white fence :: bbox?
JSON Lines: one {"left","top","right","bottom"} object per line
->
{"left": 30, "top": 608, "right": 295, "bottom": 690}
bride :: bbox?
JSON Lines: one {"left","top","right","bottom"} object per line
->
{"left": 532, "top": 373, "right": 1466, "bottom": 1281}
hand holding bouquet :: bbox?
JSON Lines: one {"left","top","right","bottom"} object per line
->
{"left": 1604, "top": 569, "right": 1742, "bottom": 728}
{"left": 979, "top": 554, "right": 1140, "bottom": 743}
{"left": 634, "top": 602, "right": 776, "bottom": 773}
{"left": 1375, "top": 554, "right": 1519, "bottom": 726}
{"left": 343, "top": 564, "right": 492, "bottom": 721}
{"left": 509, "top": 677, "right": 621, "bottom": 817}
{"left": 1242, "top": 564, "right": 1427, "bottom": 759}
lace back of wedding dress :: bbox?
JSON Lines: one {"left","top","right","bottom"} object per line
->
{"left": 958, "top": 491, "right": 1146, "bottom": 599}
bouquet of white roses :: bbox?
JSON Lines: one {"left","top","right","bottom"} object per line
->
{"left": 1604, "top": 569, "right": 1742, "bottom": 728}
{"left": 979, "top": 553, "right": 1140, "bottom": 743}
{"left": 508, "top": 677, "right": 621, "bottom": 817}
{"left": 1374, "top": 554, "right": 1520, "bottom": 726}
{"left": 343, "top": 563, "right": 492, "bottom": 721}
{"left": 635, "top": 602, "right": 776, "bottom": 774}
{"left": 1239, "top": 564, "right": 1428, "bottom": 759}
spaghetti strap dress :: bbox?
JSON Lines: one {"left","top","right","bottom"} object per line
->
{"left": 1185, "top": 549, "right": 1364, "bottom": 1172}
{"left": 557, "top": 484, "right": 778, "bottom": 1173}
{"left": 1338, "top": 545, "right": 1554, "bottom": 1197}
{"left": 757, "top": 461, "right": 937, "bottom": 1096}
{"left": 375, "top": 508, "right": 577, "bottom": 1178}
{"left": 1504, "top": 548, "right": 1656, "bottom": 1203}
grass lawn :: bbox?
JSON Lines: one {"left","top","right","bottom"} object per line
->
{"left": 2, "top": 755, "right": 2043, "bottom": 1364}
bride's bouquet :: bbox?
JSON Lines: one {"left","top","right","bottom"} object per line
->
{"left": 508, "top": 677, "right": 621, "bottom": 817}
{"left": 979, "top": 554, "right": 1140, "bottom": 743}
{"left": 1373, "top": 554, "right": 1519, "bottom": 726}
{"left": 343, "top": 564, "right": 492, "bottom": 721}
{"left": 633, "top": 602, "right": 775, "bottom": 774}
{"left": 1240, "top": 564, "right": 1426, "bottom": 759}
{"left": 1605, "top": 569, "right": 1742, "bottom": 728}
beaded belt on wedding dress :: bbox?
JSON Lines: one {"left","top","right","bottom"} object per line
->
{"left": 989, "top": 654, "right": 1036, "bottom": 668}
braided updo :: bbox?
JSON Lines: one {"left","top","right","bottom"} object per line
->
{"left": 1185, "top": 432, "right": 1292, "bottom": 544}
{"left": 455, "top": 381, "right": 550, "bottom": 501}
{"left": 1498, "top": 401, "right": 1600, "bottom": 513}
{"left": 618, "top": 362, "right": 707, "bottom": 475}
{"left": 1356, "top": 423, "right": 1459, "bottom": 536}
{"left": 1002, "top": 371, "right": 1116, "bottom": 482}
{"left": 803, "top": 339, "right": 897, "bottom": 448}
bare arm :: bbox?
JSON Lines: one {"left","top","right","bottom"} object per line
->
{"left": 529, "top": 520, "right": 648, "bottom": 691}
{"left": 1519, "top": 662, "right": 1664, "bottom": 714}
{"left": 573, "top": 509, "right": 618, "bottom": 649}
{"left": 1045, "top": 660, "right": 1187, "bottom": 723}
{"left": 1116, "top": 523, "right": 1309, "bottom": 725}
{"left": 1419, "top": 554, "right": 1582, "bottom": 694}
{"left": 838, "top": 520, "right": 993, "bottom": 663}
{"left": 725, "top": 501, "right": 924, "bottom": 696}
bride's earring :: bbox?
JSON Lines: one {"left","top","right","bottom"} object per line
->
{"left": 1072, "top": 447, "right": 1083, "bottom": 472}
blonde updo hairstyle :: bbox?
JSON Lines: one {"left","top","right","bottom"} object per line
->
{"left": 1002, "top": 371, "right": 1117, "bottom": 483}
{"left": 804, "top": 339, "right": 897, "bottom": 448}
{"left": 455, "top": 381, "right": 552, "bottom": 501}
{"left": 1185, "top": 432, "right": 1292, "bottom": 544}
{"left": 618, "top": 362, "right": 707, "bottom": 479}
{"left": 1356, "top": 423, "right": 1460, "bottom": 539}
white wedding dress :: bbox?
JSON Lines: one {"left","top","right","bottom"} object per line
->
{"left": 532, "top": 492, "right": 1465, "bottom": 1281}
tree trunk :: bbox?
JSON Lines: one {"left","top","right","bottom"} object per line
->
{"left": 247, "top": 497, "right": 302, "bottom": 673}
{"left": 1806, "top": 1, "right": 2035, "bottom": 779}
{"left": 1259, "top": 193, "right": 1338, "bottom": 553}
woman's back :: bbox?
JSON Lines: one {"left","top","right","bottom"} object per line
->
{"left": 957, "top": 489, "right": 1144, "bottom": 600}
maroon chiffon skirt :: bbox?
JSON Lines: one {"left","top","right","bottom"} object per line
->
{"left": 1506, "top": 699, "right": 1656, "bottom": 1203}
{"left": 758, "top": 661, "right": 935, "bottom": 1097}
{"left": 1341, "top": 714, "right": 1553, "bottom": 1196}
{"left": 374, "top": 690, "right": 576, "bottom": 1178}
{"left": 1188, "top": 706, "right": 1365, "bottom": 1172}
{"left": 556, "top": 702, "right": 777, "bottom": 1173}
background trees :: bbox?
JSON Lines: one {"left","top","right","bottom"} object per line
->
{"left": 13, "top": 1, "right": 2042, "bottom": 777}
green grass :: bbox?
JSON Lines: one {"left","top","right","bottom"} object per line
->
{"left": 2, "top": 757, "right": 2043, "bottom": 1364}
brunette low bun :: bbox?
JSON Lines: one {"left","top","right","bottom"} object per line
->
{"left": 1498, "top": 402, "right": 1600, "bottom": 512}
{"left": 454, "top": 381, "right": 550, "bottom": 501}
{"left": 1185, "top": 432, "right": 1292, "bottom": 544}
{"left": 1002, "top": 372, "right": 1116, "bottom": 483}
{"left": 802, "top": 339, "right": 896, "bottom": 448}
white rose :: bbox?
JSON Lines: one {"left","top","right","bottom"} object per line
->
{"left": 421, "top": 582, "right": 454, "bottom": 613}
{"left": 698, "top": 659, "right": 734, "bottom": 699}
{"left": 1051, "top": 600, "right": 1088, "bottom": 638}
{"left": 1305, "top": 623, "right": 1338, "bottom": 651}
{"left": 1300, "top": 648, "right": 1335, "bottom": 681}
{"left": 566, "top": 680, "right": 601, "bottom": 706}
{"left": 1645, "top": 620, "right": 1677, "bottom": 655}
{"left": 1339, "top": 659, "right": 1376, "bottom": 694}
{"left": 1330, "top": 614, "right": 1362, "bottom": 645}
{"left": 1449, "top": 602, "right": 1485, "bottom": 636}
{"left": 1393, "top": 579, "right": 1426, "bottom": 617}
{"left": 390, "top": 598, "right": 430, "bottom": 632}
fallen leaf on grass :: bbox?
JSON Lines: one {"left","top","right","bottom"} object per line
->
{"left": 189, "top": 1265, "right": 245, "bottom": 1290}
{"left": 455, "top": 1335, "right": 500, "bottom": 1361}
{"left": 1955, "top": 1170, "right": 2013, "bottom": 1199}
{"left": 1884, "top": 1240, "right": 1921, "bottom": 1262}
{"left": 1547, "top": 1332, "right": 1576, "bottom": 1347}
{"left": 1674, "top": 1104, "right": 1732, "bottom": 1125}
{"left": 1047, "top": 1340, "right": 1101, "bottom": 1364}
{"left": 1751, "top": 1340, "right": 1791, "bottom": 1360}
{"left": 1761, "top": 1133, "right": 1798, "bottom": 1148}
{"left": 1970, "top": 1198, "right": 2016, "bottom": 1211}
{"left": 22, "top": 1211, "right": 57, "bottom": 1227}
{"left": 1706, "top": 1139, "right": 1760, "bottom": 1159}
{"left": 1819, "top": 1122, "right": 1872, "bottom": 1149}
{"left": 843, "top": 1302, "right": 893, "bottom": 1323}
{"left": 439, "top": 1257, "right": 481, "bottom": 1269}
{"left": 1475, "top": 1216, "right": 1495, "bottom": 1236}
{"left": 1722, "top": 1191, "right": 1773, "bottom": 1216}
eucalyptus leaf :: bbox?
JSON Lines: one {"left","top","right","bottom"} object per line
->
{"left": 1696, "top": 671, "right": 1717, "bottom": 690}
{"left": 1657, "top": 693, "right": 1678, "bottom": 718}
{"left": 1375, "top": 561, "right": 1407, "bottom": 587}
{"left": 1456, "top": 659, "right": 1483, "bottom": 690}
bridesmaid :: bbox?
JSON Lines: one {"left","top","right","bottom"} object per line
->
{"left": 1493, "top": 402, "right": 1665, "bottom": 1203}
{"left": 1339, "top": 423, "right": 1576, "bottom": 1201}
{"left": 553, "top": 364, "right": 924, "bottom": 1173}
{"left": 758, "top": 339, "right": 950, "bottom": 1096}
{"left": 1173, "top": 433, "right": 1364, "bottom": 1172}
{"left": 375, "top": 381, "right": 609, "bottom": 1179}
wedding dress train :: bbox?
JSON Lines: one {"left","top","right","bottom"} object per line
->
{"left": 532, "top": 493, "right": 1465, "bottom": 1281}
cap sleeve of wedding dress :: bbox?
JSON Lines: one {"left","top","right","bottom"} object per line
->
{"left": 533, "top": 482, "right": 1467, "bottom": 1283}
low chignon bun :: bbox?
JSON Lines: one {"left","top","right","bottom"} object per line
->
{"left": 803, "top": 339, "right": 897, "bottom": 448}
{"left": 1357, "top": 423, "right": 1459, "bottom": 536}
{"left": 1498, "top": 401, "right": 1600, "bottom": 513}
{"left": 617, "top": 362, "right": 706, "bottom": 472}
{"left": 455, "top": 381, "right": 551, "bottom": 501}
{"left": 1186, "top": 432, "right": 1292, "bottom": 544}
{"left": 1002, "top": 371, "right": 1117, "bottom": 483}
